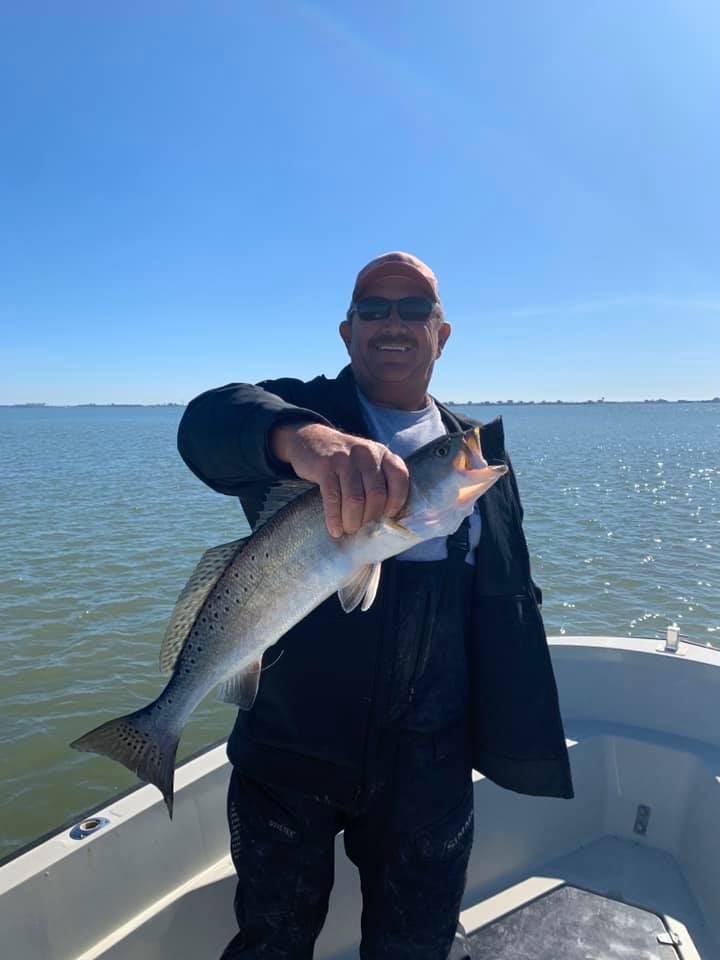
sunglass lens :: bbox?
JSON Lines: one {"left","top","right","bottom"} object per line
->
{"left": 353, "top": 297, "right": 434, "bottom": 322}
{"left": 355, "top": 298, "right": 391, "bottom": 322}
{"left": 398, "top": 298, "right": 434, "bottom": 321}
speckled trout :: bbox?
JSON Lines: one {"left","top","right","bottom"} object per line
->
{"left": 71, "top": 427, "right": 506, "bottom": 816}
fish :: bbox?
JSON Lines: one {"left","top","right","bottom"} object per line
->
{"left": 70, "top": 427, "right": 507, "bottom": 817}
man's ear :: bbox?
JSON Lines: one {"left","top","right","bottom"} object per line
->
{"left": 339, "top": 319, "right": 352, "bottom": 352}
{"left": 437, "top": 321, "right": 451, "bottom": 356}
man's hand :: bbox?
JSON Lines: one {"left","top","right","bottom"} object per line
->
{"left": 271, "top": 422, "right": 409, "bottom": 538}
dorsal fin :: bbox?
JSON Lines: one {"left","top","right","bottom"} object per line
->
{"left": 252, "top": 479, "right": 315, "bottom": 531}
{"left": 159, "top": 538, "right": 248, "bottom": 673}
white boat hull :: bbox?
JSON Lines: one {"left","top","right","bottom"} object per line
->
{"left": 2, "top": 634, "right": 719, "bottom": 959}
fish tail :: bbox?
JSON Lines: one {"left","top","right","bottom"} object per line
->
{"left": 70, "top": 702, "right": 180, "bottom": 818}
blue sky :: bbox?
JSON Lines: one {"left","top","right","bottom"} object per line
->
{"left": 2, "top": 1, "right": 719, "bottom": 403}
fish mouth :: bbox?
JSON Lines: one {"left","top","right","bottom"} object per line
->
{"left": 456, "top": 465, "right": 507, "bottom": 505}
{"left": 454, "top": 427, "right": 486, "bottom": 472}
{"left": 454, "top": 427, "right": 507, "bottom": 505}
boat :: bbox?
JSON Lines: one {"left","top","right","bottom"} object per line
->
{"left": 2, "top": 628, "right": 718, "bottom": 959}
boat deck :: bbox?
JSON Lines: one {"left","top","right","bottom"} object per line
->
{"left": 467, "top": 884, "right": 679, "bottom": 959}
{"left": 461, "top": 834, "right": 711, "bottom": 959}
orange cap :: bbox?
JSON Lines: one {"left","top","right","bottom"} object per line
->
{"left": 351, "top": 251, "right": 439, "bottom": 303}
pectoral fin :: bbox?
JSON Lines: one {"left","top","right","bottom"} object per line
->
{"left": 217, "top": 659, "right": 262, "bottom": 710}
{"left": 338, "top": 562, "right": 382, "bottom": 613}
{"left": 337, "top": 518, "right": 421, "bottom": 613}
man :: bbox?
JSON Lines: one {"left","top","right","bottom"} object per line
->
{"left": 177, "top": 252, "right": 573, "bottom": 959}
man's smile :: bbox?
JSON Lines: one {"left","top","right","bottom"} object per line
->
{"left": 372, "top": 339, "right": 415, "bottom": 353}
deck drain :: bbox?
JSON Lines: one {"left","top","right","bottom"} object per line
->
{"left": 69, "top": 816, "right": 110, "bottom": 839}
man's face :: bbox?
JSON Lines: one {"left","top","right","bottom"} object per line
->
{"left": 339, "top": 275, "right": 451, "bottom": 407}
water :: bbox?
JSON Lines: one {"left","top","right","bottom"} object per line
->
{"left": 1, "top": 403, "right": 718, "bottom": 859}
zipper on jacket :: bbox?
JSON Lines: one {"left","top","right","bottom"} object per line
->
{"left": 405, "top": 588, "right": 434, "bottom": 706}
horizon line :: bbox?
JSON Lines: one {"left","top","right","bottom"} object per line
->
{"left": 3, "top": 397, "right": 719, "bottom": 408}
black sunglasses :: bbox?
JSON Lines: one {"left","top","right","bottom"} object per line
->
{"left": 349, "top": 296, "right": 435, "bottom": 323}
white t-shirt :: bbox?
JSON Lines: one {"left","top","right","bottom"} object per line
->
{"left": 355, "top": 387, "right": 481, "bottom": 564}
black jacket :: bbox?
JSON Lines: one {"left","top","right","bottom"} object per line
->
{"left": 178, "top": 366, "right": 574, "bottom": 803}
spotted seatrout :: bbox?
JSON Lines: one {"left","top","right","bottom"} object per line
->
{"left": 71, "top": 427, "right": 506, "bottom": 816}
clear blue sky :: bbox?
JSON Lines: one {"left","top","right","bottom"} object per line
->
{"left": 2, "top": 2, "right": 719, "bottom": 403}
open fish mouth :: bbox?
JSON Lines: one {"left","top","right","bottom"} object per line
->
{"left": 454, "top": 427, "right": 508, "bottom": 506}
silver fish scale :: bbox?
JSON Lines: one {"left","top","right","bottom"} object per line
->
{"left": 164, "top": 490, "right": 345, "bottom": 716}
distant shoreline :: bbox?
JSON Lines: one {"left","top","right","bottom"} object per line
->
{"left": 0, "top": 402, "right": 186, "bottom": 409}
{"left": 2, "top": 398, "right": 719, "bottom": 409}
{"left": 447, "top": 397, "right": 720, "bottom": 406}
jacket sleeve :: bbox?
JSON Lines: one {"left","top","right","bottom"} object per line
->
{"left": 177, "top": 379, "right": 332, "bottom": 496}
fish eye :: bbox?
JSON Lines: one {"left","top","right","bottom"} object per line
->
{"left": 435, "top": 443, "right": 450, "bottom": 457}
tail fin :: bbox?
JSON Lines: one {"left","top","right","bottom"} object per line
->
{"left": 71, "top": 704, "right": 180, "bottom": 818}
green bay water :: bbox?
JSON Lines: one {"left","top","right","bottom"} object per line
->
{"left": 1, "top": 403, "right": 718, "bottom": 859}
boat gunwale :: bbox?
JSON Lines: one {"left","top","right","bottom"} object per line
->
{"left": 0, "top": 736, "right": 229, "bottom": 872}
{"left": 1, "top": 633, "right": 717, "bottom": 872}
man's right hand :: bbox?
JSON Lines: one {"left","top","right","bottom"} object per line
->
{"left": 270, "top": 421, "right": 409, "bottom": 539}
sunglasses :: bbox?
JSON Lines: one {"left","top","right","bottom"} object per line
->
{"left": 349, "top": 296, "right": 436, "bottom": 323}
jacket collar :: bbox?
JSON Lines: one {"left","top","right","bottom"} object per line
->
{"left": 330, "top": 366, "right": 370, "bottom": 436}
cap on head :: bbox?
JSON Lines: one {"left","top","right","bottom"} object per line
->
{"left": 351, "top": 251, "right": 439, "bottom": 303}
